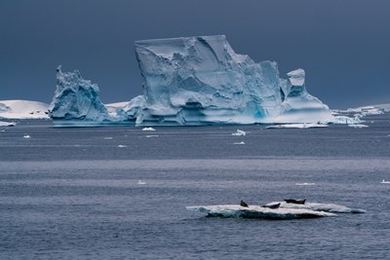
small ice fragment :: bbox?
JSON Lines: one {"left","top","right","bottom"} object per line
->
{"left": 233, "top": 141, "right": 245, "bottom": 145}
{"left": 104, "top": 137, "right": 113, "bottom": 140}
{"left": 142, "top": 127, "right": 156, "bottom": 131}
{"left": 232, "top": 129, "right": 246, "bottom": 136}
{"left": 381, "top": 180, "right": 390, "bottom": 184}
{"left": 117, "top": 144, "right": 127, "bottom": 148}
{"left": 137, "top": 180, "right": 146, "bottom": 185}
{"left": 295, "top": 182, "right": 316, "bottom": 186}
{"left": 23, "top": 135, "right": 31, "bottom": 139}
{"left": 145, "top": 135, "right": 159, "bottom": 138}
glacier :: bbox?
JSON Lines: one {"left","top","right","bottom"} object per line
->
{"left": 49, "top": 35, "right": 357, "bottom": 126}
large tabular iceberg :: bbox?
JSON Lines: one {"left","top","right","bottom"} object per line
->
{"left": 49, "top": 35, "right": 336, "bottom": 126}
{"left": 132, "top": 35, "right": 332, "bottom": 125}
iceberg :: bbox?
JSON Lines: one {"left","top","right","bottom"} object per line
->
{"left": 49, "top": 35, "right": 356, "bottom": 126}
{"left": 132, "top": 35, "right": 333, "bottom": 125}
{"left": 49, "top": 66, "right": 110, "bottom": 121}
{"left": 49, "top": 66, "right": 128, "bottom": 126}
{"left": 186, "top": 205, "right": 336, "bottom": 220}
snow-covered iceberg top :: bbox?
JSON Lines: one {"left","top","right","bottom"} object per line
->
{"left": 0, "top": 100, "right": 49, "bottom": 119}
{"left": 186, "top": 205, "right": 336, "bottom": 220}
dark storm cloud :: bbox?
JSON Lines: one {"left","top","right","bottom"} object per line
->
{"left": 0, "top": 0, "right": 389, "bottom": 108}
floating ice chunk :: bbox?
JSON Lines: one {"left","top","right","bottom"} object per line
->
{"left": 142, "top": 127, "right": 156, "bottom": 131}
{"left": 232, "top": 129, "right": 246, "bottom": 136}
{"left": 233, "top": 141, "right": 245, "bottom": 145}
{"left": 295, "top": 182, "right": 316, "bottom": 186}
{"left": 117, "top": 144, "right": 127, "bottom": 148}
{"left": 381, "top": 180, "right": 390, "bottom": 184}
{"left": 0, "top": 121, "right": 16, "bottom": 127}
{"left": 137, "top": 180, "right": 146, "bottom": 185}
{"left": 265, "top": 201, "right": 366, "bottom": 214}
{"left": 186, "top": 205, "right": 335, "bottom": 220}
{"left": 23, "top": 135, "right": 31, "bottom": 139}
{"left": 103, "top": 137, "right": 113, "bottom": 140}
{"left": 266, "top": 123, "right": 327, "bottom": 129}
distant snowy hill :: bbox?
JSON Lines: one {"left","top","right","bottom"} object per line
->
{"left": 0, "top": 100, "right": 49, "bottom": 119}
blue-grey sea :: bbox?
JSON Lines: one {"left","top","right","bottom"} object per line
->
{"left": 1, "top": 115, "right": 390, "bottom": 259}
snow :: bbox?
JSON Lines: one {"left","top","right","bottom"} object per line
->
{"left": 232, "top": 129, "right": 246, "bottom": 136}
{"left": 266, "top": 123, "right": 328, "bottom": 129}
{"left": 264, "top": 201, "right": 366, "bottom": 214}
{"left": 0, "top": 100, "right": 49, "bottom": 119}
{"left": 0, "top": 121, "right": 16, "bottom": 127}
{"left": 186, "top": 205, "right": 336, "bottom": 220}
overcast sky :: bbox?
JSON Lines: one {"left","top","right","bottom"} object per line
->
{"left": 1, "top": 0, "right": 389, "bottom": 108}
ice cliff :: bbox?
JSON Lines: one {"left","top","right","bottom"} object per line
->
{"left": 49, "top": 35, "right": 334, "bottom": 126}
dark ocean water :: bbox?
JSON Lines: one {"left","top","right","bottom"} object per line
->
{"left": 0, "top": 115, "right": 390, "bottom": 259}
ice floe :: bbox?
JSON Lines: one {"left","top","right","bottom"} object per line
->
{"left": 117, "top": 144, "right": 127, "bottom": 148}
{"left": 23, "top": 135, "right": 31, "bottom": 139}
{"left": 233, "top": 141, "right": 245, "bottom": 145}
{"left": 264, "top": 201, "right": 366, "bottom": 214}
{"left": 186, "top": 205, "right": 336, "bottom": 220}
{"left": 381, "top": 180, "right": 390, "bottom": 184}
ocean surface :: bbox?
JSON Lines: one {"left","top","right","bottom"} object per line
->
{"left": 1, "top": 115, "right": 390, "bottom": 259}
